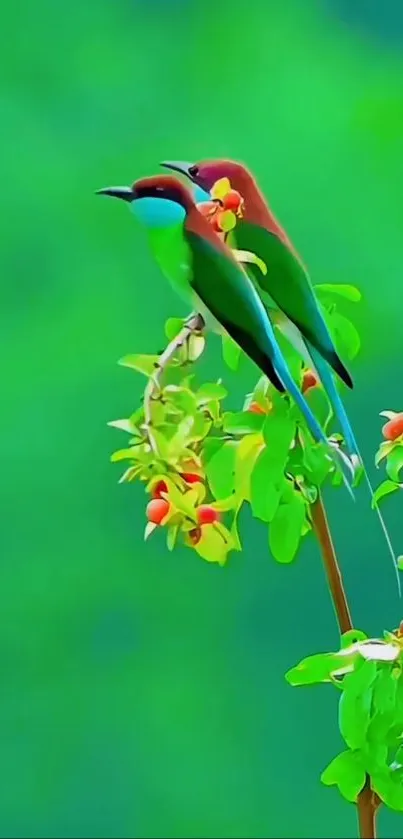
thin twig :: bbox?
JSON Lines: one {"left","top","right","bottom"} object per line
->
{"left": 143, "top": 313, "right": 205, "bottom": 454}
{"left": 311, "top": 494, "right": 377, "bottom": 839}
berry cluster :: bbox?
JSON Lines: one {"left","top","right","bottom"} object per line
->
{"left": 196, "top": 177, "right": 244, "bottom": 236}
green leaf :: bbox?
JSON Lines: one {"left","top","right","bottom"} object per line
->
{"left": 300, "top": 436, "right": 332, "bottom": 486}
{"left": 110, "top": 447, "right": 139, "bottom": 463}
{"left": 193, "top": 522, "right": 235, "bottom": 565}
{"left": 372, "top": 480, "right": 400, "bottom": 508}
{"left": 285, "top": 652, "right": 347, "bottom": 686}
{"left": 372, "top": 770, "right": 403, "bottom": 812}
{"left": 386, "top": 445, "right": 403, "bottom": 482}
{"left": 304, "top": 387, "right": 333, "bottom": 430}
{"left": 118, "top": 354, "right": 161, "bottom": 376}
{"left": 234, "top": 433, "right": 264, "bottom": 503}
{"left": 223, "top": 410, "right": 265, "bottom": 435}
{"left": 166, "top": 525, "right": 179, "bottom": 551}
{"left": 196, "top": 382, "right": 228, "bottom": 404}
{"left": 118, "top": 465, "right": 140, "bottom": 483}
{"left": 269, "top": 490, "right": 306, "bottom": 563}
{"left": 205, "top": 440, "right": 237, "bottom": 499}
{"left": 330, "top": 312, "right": 361, "bottom": 360}
{"left": 222, "top": 333, "right": 242, "bottom": 371}
{"left": 262, "top": 408, "right": 296, "bottom": 476}
{"left": 250, "top": 449, "right": 284, "bottom": 522}
{"left": 338, "top": 659, "right": 377, "bottom": 749}
{"left": 164, "top": 385, "right": 197, "bottom": 416}
{"left": 187, "top": 333, "right": 205, "bottom": 362}
{"left": 315, "top": 283, "right": 362, "bottom": 302}
{"left": 108, "top": 418, "right": 139, "bottom": 435}
{"left": 321, "top": 751, "right": 366, "bottom": 803}
{"left": 375, "top": 440, "right": 395, "bottom": 467}
{"left": 164, "top": 317, "right": 184, "bottom": 341}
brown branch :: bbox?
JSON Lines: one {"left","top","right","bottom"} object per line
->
{"left": 311, "top": 494, "right": 377, "bottom": 839}
{"left": 143, "top": 313, "right": 205, "bottom": 454}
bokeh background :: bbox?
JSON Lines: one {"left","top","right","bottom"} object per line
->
{"left": 2, "top": 0, "right": 403, "bottom": 836}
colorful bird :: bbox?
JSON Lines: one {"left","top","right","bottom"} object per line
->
{"left": 96, "top": 174, "right": 352, "bottom": 489}
{"left": 160, "top": 160, "right": 399, "bottom": 587}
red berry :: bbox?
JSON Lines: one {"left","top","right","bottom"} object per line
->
{"left": 188, "top": 527, "right": 202, "bottom": 546}
{"left": 146, "top": 498, "right": 170, "bottom": 525}
{"left": 302, "top": 370, "right": 318, "bottom": 393}
{"left": 196, "top": 505, "right": 220, "bottom": 525}
{"left": 222, "top": 189, "right": 242, "bottom": 212}
{"left": 248, "top": 401, "right": 265, "bottom": 415}
{"left": 181, "top": 472, "right": 203, "bottom": 484}
{"left": 152, "top": 480, "right": 168, "bottom": 499}
{"left": 382, "top": 414, "right": 403, "bottom": 441}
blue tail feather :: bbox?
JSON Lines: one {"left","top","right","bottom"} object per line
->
{"left": 307, "top": 343, "right": 401, "bottom": 597}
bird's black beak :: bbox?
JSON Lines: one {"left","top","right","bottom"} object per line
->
{"left": 96, "top": 186, "right": 134, "bottom": 202}
{"left": 160, "top": 161, "right": 194, "bottom": 181}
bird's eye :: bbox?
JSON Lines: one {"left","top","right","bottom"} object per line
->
{"left": 189, "top": 165, "right": 199, "bottom": 178}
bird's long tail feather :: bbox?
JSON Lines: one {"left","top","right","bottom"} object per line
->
{"left": 308, "top": 343, "right": 401, "bottom": 596}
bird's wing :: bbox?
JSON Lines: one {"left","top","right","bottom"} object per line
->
{"left": 183, "top": 217, "right": 348, "bottom": 465}
{"left": 230, "top": 221, "right": 353, "bottom": 389}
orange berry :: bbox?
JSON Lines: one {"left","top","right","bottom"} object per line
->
{"left": 222, "top": 189, "right": 242, "bottom": 212}
{"left": 248, "top": 401, "right": 265, "bottom": 415}
{"left": 181, "top": 472, "right": 203, "bottom": 484}
{"left": 212, "top": 211, "right": 224, "bottom": 232}
{"left": 302, "top": 369, "right": 319, "bottom": 393}
{"left": 152, "top": 480, "right": 168, "bottom": 499}
{"left": 382, "top": 414, "right": 403, "bottom": 441}
{"left": 196, "top": 505, "right": 220, "bottom": 525}
{"left": 146, "top": 498, "right": 170, "bottom": 525}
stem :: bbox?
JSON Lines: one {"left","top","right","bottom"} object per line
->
{"left": 311, "top": 494, "right": 377, "bottom": 839}
{"left": 143, "top": 313, "right": 204, "bottom": 454}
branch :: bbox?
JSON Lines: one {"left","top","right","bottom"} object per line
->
{"left": 311, "top": 494, "right": 377, "bottom": 839}
{"left": 143, "top": 313, "right": 205, "bottom": 455}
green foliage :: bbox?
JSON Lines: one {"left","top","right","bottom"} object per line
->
{"left": 109, "top": 290, "right": 361, "bottom": 566}
{"left": 287, "top": 629, "right": 403, "bottom": 809}
{"left": 374, "top": 424, "right": 403, "bottom": 510}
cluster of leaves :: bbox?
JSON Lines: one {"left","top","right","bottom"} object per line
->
{"left": 286, "top": 627, "right": 403, "bottom": 811}
{"left": 373, "top": 411, "right": 403, "bottom": 514}
{"left": 108, "top": 283, "right": 361, "bottom": 566}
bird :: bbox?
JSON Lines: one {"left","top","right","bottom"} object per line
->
{"left": 96, "top": 174, "right": 352, "bottom": 488}
{"left": 160, "top": 159, "right": 399, "bottom": 588}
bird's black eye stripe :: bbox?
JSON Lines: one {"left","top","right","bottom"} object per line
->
{"left": 189, "top": 165, "right": 199, "bottom": 177}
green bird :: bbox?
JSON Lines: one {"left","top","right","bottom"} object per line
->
{"left": 160, "top": 160, "right": 399, "bottom": 588}
{"left": 96, "top": 174, "right": 352, "bottom": 487}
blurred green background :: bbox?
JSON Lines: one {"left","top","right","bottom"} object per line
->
{"left": 2, "top": 0, "right": 403, "bottom": 836}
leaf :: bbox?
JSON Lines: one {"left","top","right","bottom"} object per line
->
{"left": 165, "top": 317, "right": 184, "bottom": 341}
{"left": 372, "top": 770, "right": 403, "bottom": 812}
{"left": 205, "top": 440, "right": 237, "bottom": 499}
{"left": 321, "top": 751, "right": 366, "bottom": 803}
{"left": 375, "top": 440, "right": 395, "bottom": 467}
{"left": 304, "top": 387, "right": 333, "bottom": 430}
{"left": 108, "top": 418, "right": 139, "bottom": 435}
{"left": 269, "top": 490, "right": 306, "bottom": 563}
{"left": 144, "top": 521, "right": 157, "bottom": 541}
{"left": 150, "top": 428, "right": 172, "bottom": 462}
{"left": 118, "top": 354, "right": 161, "bottom": 376}
{"left": 187, "top": 333, "right": 205, "bottom": 361}
{"left": 196, "top": 382, "right": 228, "bottom": 404}
{"left": 372, "top": 666, "right": 398, "bottom": 716}
{"left": 166, "top": 525, "right": 179, "bottom": 551}
{"left": 330, "top": 312, "right": 361, "bottom": 360}
{"left": 398, "top": 556, "right": 403, "bottom": 572}
{"left": 250, "top": 449, "right": 284, "bottom": 522}
{"left": 223, "top": 411, "right": 265, "bottom": 435}
{"left": 380, "top": 410, "right": 399, "bottom": 420}
{"left": 211, "top": 177, "right": 231, "bottom": 201}
{"left": 193, "top": 522, "right": 235, "bottom": 565}
{"left": 110, "top": 447, "right": 139, "bottom": 463}
{"left": 263, "top": 406, "right": 296, "bottom": 465}
{"left": 386, "top": 445, "right": 403, "bottom": 482}
{"left": 220, "top": 210, "right": 237, "bottom": 232}
{"left": 315, "top": 283, "right": 362, "bottom": 302}
{"left": 118, "top": 465, "right": 140, "bottom": 483}
{"left": 234, "top": 433, "right": 264, "bottom": 503}
{"left": 164, "top": 385, "right": 197, "bottom": 416}
{"left": 285, "top": 652, "right": 349, "bottom": 686}
{"left": 338, "top": 659, "right": 377, "bottom": 749}
{"left": 222, "top": 334, "right": 242, "bottom": 371}
{"left": 232, "top": 249, "right": 267, "bottom": 275}
{"left": 372, "top": 480, "right": 400, "bottom": 508}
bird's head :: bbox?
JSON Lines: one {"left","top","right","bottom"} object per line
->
{"left": 96, "top": 175, "right": 194, "bottom": 227}
{"left": 160, "top": 159, "right": 246, "bottom": 195}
